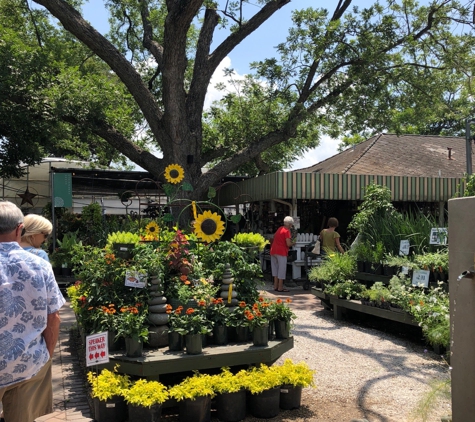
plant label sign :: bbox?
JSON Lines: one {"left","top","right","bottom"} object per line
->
{"left": 125, "top": 270, "right": 146, "bottom": 288}
{"left": 412, "top": 270, "right": 430, "bottom": 288}
{"left": 86, "top": 331, "right": 109, "bottom": 367}
{"left": 399, "top": 240, "right": 410, "bottom": 256}
{"left": 429, "top": 228, "right": 448, "bottom": 245}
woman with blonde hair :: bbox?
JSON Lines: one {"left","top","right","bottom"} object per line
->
{"left": 19, "top": 214, "right": 53, "bottom": 262}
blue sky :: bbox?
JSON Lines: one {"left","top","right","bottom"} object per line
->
{"left": 80, "top": 1, "right": 356, "bottom": 169}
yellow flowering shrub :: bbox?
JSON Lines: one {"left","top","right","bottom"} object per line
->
{"left": 87, "top": 367, "right": 130, "bottom": 401}
{"left": 241, "top": 364, "right": 282, "bottom": 394}
{"left": 209, "top": 367, "right": 248, "bottom": 394}
{"left": 168, "top": 372, "right": 215, "bottom": 401}
{"left": 274, "top": 359, "right": 316, "bottom": 388}
{"left": 123, "top": 379, "right": 168, "bottom": 407}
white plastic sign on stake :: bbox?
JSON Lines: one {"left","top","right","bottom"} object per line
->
{"left": 399, "top": 240, "right": 410, "bottom": 256}
{"left": 412, "top": 270, "right": 430, "bottom": 288}
{"left": 86, "top": 331, "right": 109, "bottom": 367}
{"left": 429, "top": 228, "right": 448, "bottom": 245}
{"left": 125, "top": 270, "right": 146, "bottom": 288}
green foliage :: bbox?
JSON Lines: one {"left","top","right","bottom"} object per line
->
{"left": 168, "top": 372, "right": 215, "bottom": 401}
{"left": 324, "top": 280, "right": 367, "bottom": 300}
{"left": 308, "top": 253, "right": 356, "bottom": 285}
{"left": 106, "top": 231, "right": 141, "bottom": 247}
{"left": 231, "top": 232, "right": 269, "bottom": 251}
{"left": 413, "top": 249, "right": 449, "bottom": 272}
{"left": 363, "top": 282, "right": 392, "bottom": 305}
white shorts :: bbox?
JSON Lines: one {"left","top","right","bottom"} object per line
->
{"left": 270, "top": 254, "right": 287, "bottom": 280}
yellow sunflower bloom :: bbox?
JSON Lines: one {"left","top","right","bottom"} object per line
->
{"left": 145, "top": 221, "right": 160, "bottom": 239}
{"left": 194, "top": 210, "right": 225, "bottom": 242}
{"left": 164, "top": 164, "right": 185, "bottom": 184}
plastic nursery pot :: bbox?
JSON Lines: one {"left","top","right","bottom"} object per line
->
{"left": 128, "top": 403, "right": 162, "bottom": 422}
{"left": 252, "top": 325, "right": 269, "bottom": 347}
{"left": 178, "top": 395, "right": 211, "bottom": 422}
{"left": 213, "top": 324, "right": 228, "bottom": 346}
{"left": 274, "top": 320, "right": 291, "bottom": 340}
{"left": 93, "top": 396, "right": 127, "bottom": 422}
{"left": 280, "top": 385, "right": 302, "bottom": 410}
{"left": 185, "top": 333, "right": 203, "bottom": 355}
{"left": 168, "top": 331, "right": 185, "bottom": 351}
{"left": 125, "top": 337, "right": 143, "bottom": 358}
{"left": 247, "top": 387, "right": 280, "bottom": 419}
{"left": 216, "top": 390, "right": 246, "bottom": 422}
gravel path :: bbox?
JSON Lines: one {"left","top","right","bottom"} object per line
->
{"left": 247, "top": 284, "right": 452, "bottom": 422}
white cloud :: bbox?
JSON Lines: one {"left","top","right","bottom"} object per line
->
{"left": 284, "top": 136, "right": 340, "bottom": 171}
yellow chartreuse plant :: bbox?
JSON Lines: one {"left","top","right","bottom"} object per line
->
{"left": 87, "top": 366, "right": 131, "bottom": 401}
{"left": 123, "top": 379, "right": 168, "bottom": 408}
{"left": 241, "top": 364, "right": 283, "bottom": 394}
{"left": 209, "top": 367, "right": 248, "bottom": 394}
{"left": 275, "top": 359, "right": 316, "bottom": 388}
{"left": 168, "top": 372, "right": 215, "bottom": 401}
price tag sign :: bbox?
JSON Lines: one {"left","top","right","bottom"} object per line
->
{"left": 401, "top": 266, "right": 409, "bottom": 275}
{"left": 125, "top": 270, "right": 146, "bottom": 288}
{"left": 399, "top": 240, "right": 410, "bottom": 256}
{"left": 86, "top": 331, "right": 109, "bottom": 367}
{"left": 429, "top": 228, "right": 448, "bottom": 245}
{"left": 412, "top": 269, "right": 430, "bottom": 288}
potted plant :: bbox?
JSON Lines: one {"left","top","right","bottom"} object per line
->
{"left": 243, "top": 301, "right": 271, "bottom": 347}
{"left": 168, "top": 372, "right": 215, "bottom": 422}
{"left": 106, "top": 231, "right": 141, "bottom": 259}
{"left": 268, "top": 298, "right": 296, "bottom": 339}
{"left": 274, "top": 359, "right": 315, "bottom": 410}
{"left": 231, "top": 232, "right": 269, "bottom": 260}
{"left": 241, "top": 364, "right": 283, "bottom": 419}
{"left": 123, "top": 379, "right": 168, "bottom": 422}
{"left": 87, "top": 367, "right": 130, "bottom": 422}
{"left": 228, "top": 301, "right": 252, "bottom": 342}
{"left": 175, "top": 303, "right": 212, "bottom": 354}
{"left": 324, "top": 280, "right": 367, "bottom": 301}
{"left": 54, "top": 231, "right": 81, "bottom": 276}
{"left": 165, "top": 304, "right": 186, "bottom": 351}
{"left": 207, "top": 297, "right": 231, "bottom": 345}
{"left": 210, "top": 367, "right": 248, "bottom": 422}
{"left": 116, "top": 305, "right": 149, "bottom": 357}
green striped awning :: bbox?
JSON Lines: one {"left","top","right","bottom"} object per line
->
{"left": 217, "top": 172, "right": 466, "bottom": 205}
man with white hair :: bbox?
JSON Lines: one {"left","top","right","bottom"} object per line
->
{"left": 270, "top": 216, "right": 296, "bottom": 292}
{"left": 0, "top": 201, "right": 65, "bottom": 422}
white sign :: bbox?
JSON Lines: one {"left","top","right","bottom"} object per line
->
{"left": 86, "top": 331, "right": 109, "bottom": 367}
{"left": 399, "top": 240, "right": 410, "bottom": 256}
{"left": 293, "top": 217, "right": 301, "bottom": 230}
{"left": 412, "top": 269, "right": 430, "bottom": 288}
{"left": 401, "top": 266, "right": 409, "bottom": 275}
{"left": 125, "top": 270, "right": 147, "bottom": 288}
{"left": 429, "top": 228, "right": 448, "bottom": 245}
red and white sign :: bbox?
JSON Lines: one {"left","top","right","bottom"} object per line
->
{"left": 86, "top": 331, "right": 109, "bottom": 367}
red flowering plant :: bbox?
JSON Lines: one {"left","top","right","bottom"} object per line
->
{"left": 170, "top": 301, "right": 212, "bottom": 335}
{"left": 268, "top": 298, "right": 296, "bottom": 322}
{"left": 243, "top": 298, "right": 271, "bottom": 330}
{"left": 166, "top": 304, "right": 188, "bottom": 335}
{"left": 206, "top": 297, "right": 231, "bottom": 326}
{"left": 115, "top": 304, "right": 149, "bottom": 341}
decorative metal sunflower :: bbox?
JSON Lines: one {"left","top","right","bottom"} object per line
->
{"left": 164, "top": 164, "right": 185, "bottom": 184}
{"left": 194, "top": 210, "right": 225, "bottom": 242}
{"left": 145, "top": 221, "right": 160, "bottom": 240}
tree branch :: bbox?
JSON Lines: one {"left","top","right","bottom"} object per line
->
{"left": 140, "top": 0, "right": 164, "bottom": 69}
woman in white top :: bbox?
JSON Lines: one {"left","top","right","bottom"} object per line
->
{"left": 19, "top": 214, "right": 52, "bottom": 262}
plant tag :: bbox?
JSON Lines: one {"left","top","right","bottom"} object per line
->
{"left": 281, "top": 389, "right": 289, "bottom": 393}
{"left": 412, "top": 270, "right": 430, "bottom": 288}
{"left": 125, "top": 270, "right": 146, "bottom": 288}
{"left": 106, "top": 403, "right": 116, "bottom": 408}
{"left": 401, "top": 266, "right": 409, "bottom": 275}
{"left": 227, "top": 284, "right": 233, "bottom": 304}
{"left": 399, "top": 240, "right": 410, "bottom": 256}
{"left": 429, "top": 227, "right": 448, "bottom": 245}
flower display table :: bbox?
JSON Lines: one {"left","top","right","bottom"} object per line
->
{"left": 98, "top": 337, "right": 294, "bottom": 380}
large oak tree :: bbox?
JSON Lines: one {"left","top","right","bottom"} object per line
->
{"left": 5, "top": 0, "right": 475, "bottom": 196}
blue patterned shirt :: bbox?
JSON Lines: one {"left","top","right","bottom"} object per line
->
{"left": 0, "top": 242, "right": 65, "bottom": 388}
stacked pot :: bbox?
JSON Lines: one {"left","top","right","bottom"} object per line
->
{"left": 220, "top": 263, "right": 238, "bottom": 309}
{"left": 147, "top": 276, "right": 169, "bottom": 347}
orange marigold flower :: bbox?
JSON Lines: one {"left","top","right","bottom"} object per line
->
{"left": 261, "top": 302, "right": 270, "bottom": 307}
{"left": 174, "top": 309, "right": 182, "bottom": 315}
{"left": 120, "top": 307, "right": 127, "bottom": 313}
{"left": 88, "top": 307, "right": 94, "bottom": 311}
{"left": 276, "top": 299, "right": 283, "bottom": 304}
{"left": 198, "top": 300, "right": 206, "bottom": 307}
{"left": 286, "top": 299, "right": 292, "bottom": 303}
{"left": 186, "top": 308, "right": 195, "bottom": 315}
{"left": 109, "top": 303, "right": 115, "bottom": 307}
{"left": 258, "top": 297, "right": 264, "bottom": 302}
{"left": 246, "top": 313, "right": 254, "bottom": 320}
{"left": 239, "top": 301, "right": 246, "bottom": 308}
{"left": 176, "top": 306, "right": 184, "bottom": 311}
{"left": 255, "top": 310, "right": 262, "bottom": 317}
{"left": 180, "top": 275, "right": 188, "bottom": 282}
{"left": 166, "top": 304, "right": 173, "bottom": 311}
{"left": 184, "top": 280, "right": 191, "bottom": 285}
{"left": 252, "top": 303, "right": 259, "bottom": 310}
{"left": 216, "top": 298, "right": 223, "bottom": 304}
